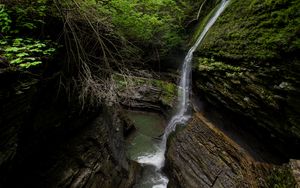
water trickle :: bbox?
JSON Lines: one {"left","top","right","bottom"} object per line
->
{"left": 134, "top": 1, "right": 230, "bottom": 187}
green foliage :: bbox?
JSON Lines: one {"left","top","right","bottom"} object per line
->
{"left": 267, "top": 167, "right": 296, "bottom": 188}
{"left": 0, "top": 37, "right": 58, "bottom": 69}
{"left": 197, "top": 57, "right": 241, "bottom": 72}
{"left": 198, "top": 0, "right": 300, "bottom": 61}
{"left": 95, "top": 0, "right": 186, "bottom": 51}
{"left": 9, "top": 0, "right": 47, "bottom": 32}
{"left": 113, "top": 73, "right": 177, "bottom": 106}
{"left": 250, "top": 0, "right": 288, "bottom": 9}
{"left": 190, "top": 0, "right": 220, "bottom": 45}
{"left": 0, "top": 4, "right": 12, "bottom": 33}
{"left": 0, "top": 2, "right": 58, "bottom": 69}
{"left": 57, "top": 0, "right": 202, "bottom": 59}
{"left": 1, "top": 1, "right": 47, "bottom": 35}
{"left": 157, "top": 81, "right": 177, "bottom": 106}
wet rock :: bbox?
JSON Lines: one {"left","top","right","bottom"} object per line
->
{"left": 0, "top": 69, "right": 140, "bottom": 188}
{"left": 114, "top": 74, "right": 177, "bottom": 113}
{"left": 0, "top": 70, "right": 38, "bottom": 177}
{"left": 193, "top": 0, "right": 300, "bottom": 155}
{"left": 166, "top": 113, "right": 269, "bottom": 188}
{"left": 17, "top": 108, "right": 141, "bottom": 188}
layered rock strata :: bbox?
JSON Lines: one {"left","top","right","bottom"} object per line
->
{"left": 166, "top": 113, "right": 274, "bottom": 188}
{"left": 193, "top": 0, "right": 300, "bottom": 155}
{"left": 0, "top": 70, "right": 140, "bottom": 188}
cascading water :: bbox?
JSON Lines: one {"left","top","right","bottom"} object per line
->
{"left": 134, "top": 1, "right": 230, "bottom": 187}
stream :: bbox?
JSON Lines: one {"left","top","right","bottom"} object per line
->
{"left": 126, "top": 1, "right": 230, "bottom": 187}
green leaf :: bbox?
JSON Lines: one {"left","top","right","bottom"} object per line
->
{"left": 19, "top": 63, "right": 30, "bottom": 68}
{"left": 24, "top": 57, "right": 36, "bottom": 61}
{"left": 13, "top": 38, "right": 23, "bottom": 46}
{"left": 21, "top": 22, "right": 36, "bottom": 29}
{"left": 16, "top": 52, "right": 29, "bottom": 57}
{"left": 31, "top": 61, "right": 42, "bottom": 65}
{"left": 5, "top": 47, "right": 21, "bottom": 52}
{"left": 0, "top": 40, "right": 7, "bottom": 45}
{"left": 29, "top": 48, "right": 43, "bottom": 53}
{"left": 10, "top": 58, "right": 23, "bottom": 64}
{"left": 19, "top": 61, "right": 42, "bottom": 68}
{"left": 43, "top": 48, "right": 56, "bottom": 55}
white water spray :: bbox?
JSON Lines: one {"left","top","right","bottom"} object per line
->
{"left": 135, "top": 1, "right": 230, "bottom": 187}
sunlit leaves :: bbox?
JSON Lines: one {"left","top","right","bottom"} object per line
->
{"left": 101, "top": 0, "right": 185, "bottom": 49}
{"left": 0, "top": 4, "right": 12, "bottom": 33}
{"left": 1, "top": 37, "right": 58, "bottom": 69}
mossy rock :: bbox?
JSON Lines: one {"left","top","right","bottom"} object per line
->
{"left": 192, "top": 0, "right": 300, "bottom": 146}
{"left": 113, "top": 73, "right": 177, "bottom": 108}
{"left": 267, "top": 165, "right": 297, "bottom": 188}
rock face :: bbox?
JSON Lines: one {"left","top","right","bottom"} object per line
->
{"left": 0, "top": 70, "right": 38, "bottom": 176}
{"left": 0, "top": 70, "right": 140, "bottom": 188}
{"left": 114, "top": 74, "right": 177, "bottom": 113}
{"left": 193, "top": 0, "right": 300, "bottom": 155}
{"left": 171, "top": 1, "right": 300, "bottom": 186}
{"left": 166, "top": 113, "right": 271, "bottom": 188}
{"left": 10, "top": 108, "right": 140, "bottom": 188}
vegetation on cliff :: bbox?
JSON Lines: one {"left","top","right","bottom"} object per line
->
{"left": 113, "top": 74, "right": 177, "bottom": 108}
{"left": 1, "top": 1, "right": 194, "bottom": 187}
{"left": 0, "top": 0, "right": 201, "bottom": 107}
{"left": 0, "top": 1, "right": 58, "bottom": 69}
{"left": 199, "top": 0, "right": 300, "bottom": 61}
{"left": 267, "top": 166, "right": 296, "bottom": 188}
{"left": 194, "top": 0, "right": 300, "bottom": 151}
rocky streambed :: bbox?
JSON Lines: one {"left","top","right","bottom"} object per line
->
{"left": 123, "top": 102, "right": 300, "bottom": 188}
{"left": 118, "top": 74, "right": 299, "bottom": 188}
{"left": 1, "top": 68, "right": 299, "bottom": 188}
{"left": 166, "top": 112, "right": 272, "bottom": 188}
{"left": 166, "top": 109, "right": 300, "bottom": 187}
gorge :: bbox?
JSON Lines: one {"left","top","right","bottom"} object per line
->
{"left": 0, "top": 0, "right": 300, "bottom": 188}
{"left": 129, "top": 1, "right": 230, "bottom": 187}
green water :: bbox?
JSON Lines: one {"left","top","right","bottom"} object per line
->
{"left": 125, "top": 111, "right": 166, "bottom": 161}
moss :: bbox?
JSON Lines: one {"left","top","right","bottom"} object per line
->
{"left": 267, "top": 166, "right": 296, "bottom": 188}
{"left": 197, "top": 0, "right": 300, "bottom": 61}
{"left": 197, "top": 57, "right": 241, "bottom": 72}
{"left": 193, "top": 0, "right": 300, "bottom": 143}
{"left": 112, "top": 74, "right": 128, "bottom": 90}
{"left": 246, "top": 84, "right": 278, "bottom": 108}
{"left": 152, "top": 78, "right": 177, "bottom": 106}
{"left": 113, "top": 73, "right": 177, "bottom": 107}
{"left": 189, "top": 0, "right": 220, "bottom": 45}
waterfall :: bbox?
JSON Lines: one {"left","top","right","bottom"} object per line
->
{"left": 163, "top": 0, "right": 230, "bottom": 145}
{"left": 134, "top": 1, "right": 230, "bottom": 187}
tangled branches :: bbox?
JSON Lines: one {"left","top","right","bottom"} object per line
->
{"left": 53, "top": 0, "right": 142, "bottom": 108}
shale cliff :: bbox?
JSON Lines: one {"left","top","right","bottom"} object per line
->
{"left": 166, "top": 0, "right": 300, "bottom": 187}
{"left": 166, "top": 113, "right": 297, "bottom": 188}
{"left": 193, "top": 0, "right": 300, "bottom": 155}
{"left": 0, "top": 70, "right": 140, "bottom": 188}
